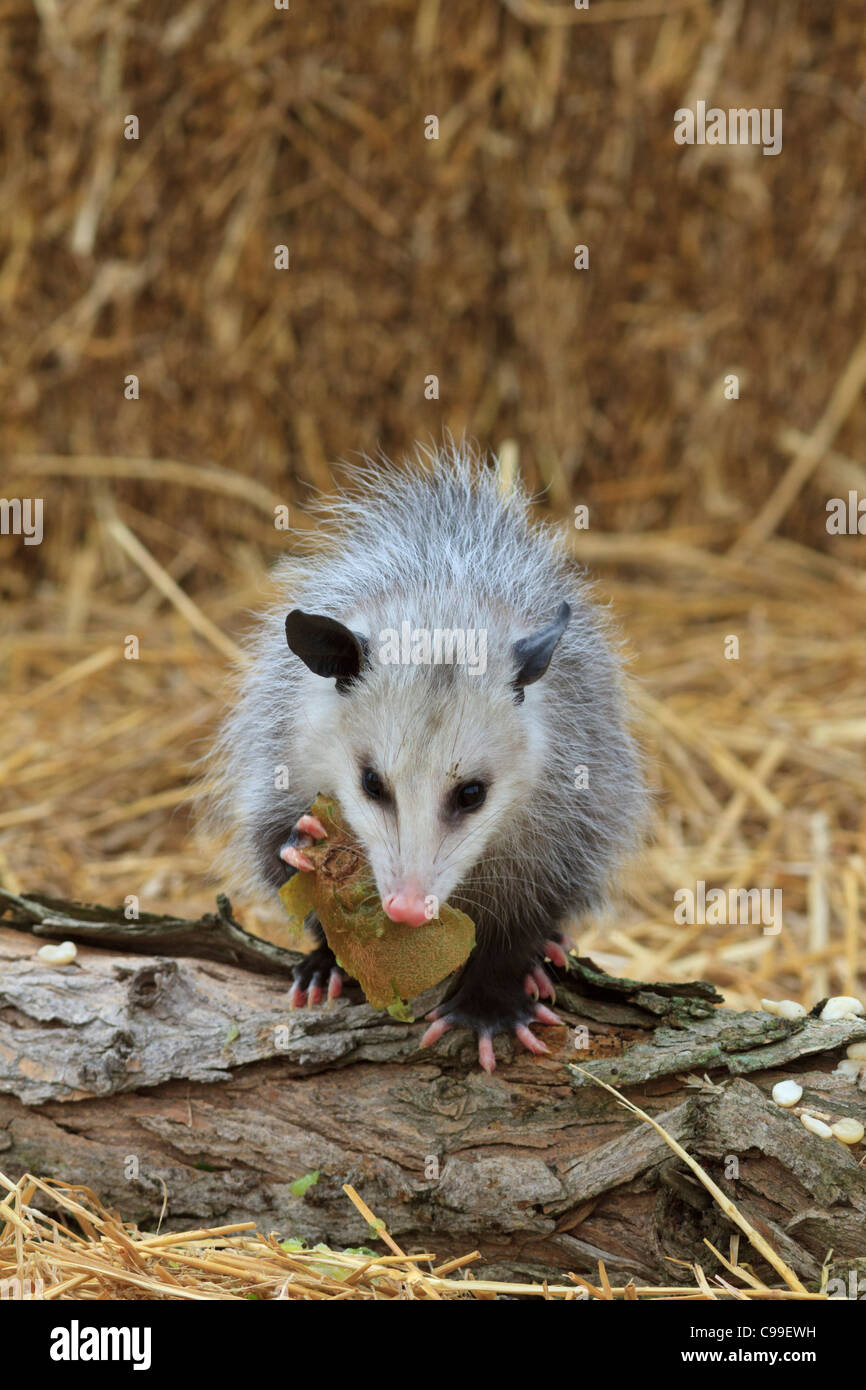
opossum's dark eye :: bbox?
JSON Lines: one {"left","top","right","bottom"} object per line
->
{"left": 361, "top": 767, "right": 386, "bottom": 800}
{"left": 452, "top": 781, "right": 487, "bottom": 813}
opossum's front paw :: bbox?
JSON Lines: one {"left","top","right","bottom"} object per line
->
{"left": 279, "top": 813, "right": 327, "bottom": 872}
{"left": 420, "top": 985, "right": 562, "bottom": 1074}
{"left": 289, "top": 945, "right": 345, "bottom": 1009}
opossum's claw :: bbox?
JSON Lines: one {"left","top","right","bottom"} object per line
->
{"left": 279, "top": 813, "right": 327, "bottom": 871}
{"left": 543, "top": 937, "right": 570, "bottom": 969}
{"left": 420, "top": 1015, "right": 498, "bottom": 1075}
{"left": 280, "top": 840, "right": 314, "bottom": 872}
{"left": 302, "top": 966, "right": 346, "bottom": 1008}
{"left": 291, "top": 944, "right": 347, "bottom": 1011}
{"left": 525, "top": 965, "right": 556, "bottom": 1001}
{"left": 420, "top": 1016, "right": 452, "bottom": 1047}
{"left": 297, "top": 814, "right": 327, "bottom": 840}
{"left": 288, "top": 981, "right": 306, "bottom": 1010}
{"left": 477, "top": 1033, "right": 496, "bottom": 1073}
{"left": 420, "top": 995, "right": 563, "bottom": 1071}
{"left": 515, "top": 1024, "right": 548, "bottom": 1056}
{"left": 305, "top": 973, "right": 342, "bottom": 1006}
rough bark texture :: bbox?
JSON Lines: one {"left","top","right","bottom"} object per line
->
{"left": 1, "top": 900, "right": 865, "bottom": 1286}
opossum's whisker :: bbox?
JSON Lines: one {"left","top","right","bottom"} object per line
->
{"left": 432, "top": 809, "right": 503, "bottom": 879}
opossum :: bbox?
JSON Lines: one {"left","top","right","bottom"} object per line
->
{"left": 206, "top": 443, "right": 646, "bottom": 1071}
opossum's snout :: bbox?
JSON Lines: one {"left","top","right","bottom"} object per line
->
{"left": 346, "top": 770, "right": 498, "bottom": 930}
{"left": 381, "top": 886, "right": 431, "bottom": 927}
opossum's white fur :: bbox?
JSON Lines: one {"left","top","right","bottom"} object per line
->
{"left": 205, "top": 442, "right": 646, "bottom": 947}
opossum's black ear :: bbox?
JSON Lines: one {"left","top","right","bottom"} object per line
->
{"left": 285, "top": 610, "right": 369, "bottom": 693}
{"left": 511, "top": 601, "right": 571, "bottom": 700}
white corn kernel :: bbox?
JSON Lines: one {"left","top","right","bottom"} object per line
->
{"left": 37, "top": 941, "right": 78, "bottom": 966}
{"left": 772, "top": 1080, "right": 803, "bottom": 1107}
{"left": 831, "top": 1118, "right": 865, "bottom": 1145}
{"left": 776, "top": 1000, "right": 807, "bottom": 1020}
{"left": 820, "top": 997, "right": 865, "bottom": 1022}
{"left": 800, "top": 1114, "right": 833, "bottom": 1139}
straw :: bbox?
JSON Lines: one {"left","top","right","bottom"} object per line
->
{"left": 0, "top": 1169, "right": 829, "bottom": 1302}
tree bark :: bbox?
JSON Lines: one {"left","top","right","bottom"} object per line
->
{"left": 1, "top": 896, "right": 865, "bottom": 1287}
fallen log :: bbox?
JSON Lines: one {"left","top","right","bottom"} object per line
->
{"left": 1, "top": 891, "right": 865, "bottom": 1287}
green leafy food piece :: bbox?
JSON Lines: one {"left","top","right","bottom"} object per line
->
{"left": 309, "top": 1259, "right": 354, "bottom": 1283}
{"left": 278, "top": 794, "right": 475, "bottom": 1010}
{"left": 277, "top": 870, "right": 318, "bottom": 943}
{"left": 288, "top": 1170, "right": 320, "bottom": 1198}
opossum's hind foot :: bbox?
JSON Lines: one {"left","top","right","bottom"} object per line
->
{"left": 289, "top": 944, "right": 346, "bottom": 1009}
{"left": 420, "top": 994, "right": 562, "bottom": 1074}
{"left": 279, "top": 814, "right": 327, "bottom": 872}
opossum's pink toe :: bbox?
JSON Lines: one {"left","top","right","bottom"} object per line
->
{"left": 281, "top": 844, "right": 315, "bottom": 871}
{"left": 307, "top": 982, "right": 324, "bottom": 1007}
{"left": 515, "top": 1024, "right": 549, "bottom": 1056}
{"left": 297, "top": 814, "right": 327, "bottom": 840}
{"left": 477, "top": 1034, "right": 497, "bottom": 1073}
{"left": 543, "top": 938, "right": 569, "bottom": 968}
{"left": 524, "top": 973, "right": 539, "bottom": 1000}
{"left": 327, "top": 969, "right": 343, "bottom": 1002}
{"left": 420, "top": 1017, "right": 451, "bottom": 1048}
{"left": 532, "top": 965, "right": 556, "bottom": 1001}
{"left": 534, "top": 1003, "right": 563, "bottom": 1026}
{"left": 288, "top": 982, "right": 306, "bottom": 1009}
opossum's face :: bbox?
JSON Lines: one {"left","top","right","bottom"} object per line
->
{"left": 286, "top": 604, "right": 569, "bottom": 924}
{"left": 316, "top": 675, "right": 548, "bottom": 924}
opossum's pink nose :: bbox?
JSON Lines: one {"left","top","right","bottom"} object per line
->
{"left": 382, "top": 890, "right": 430, "bottom": 927}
